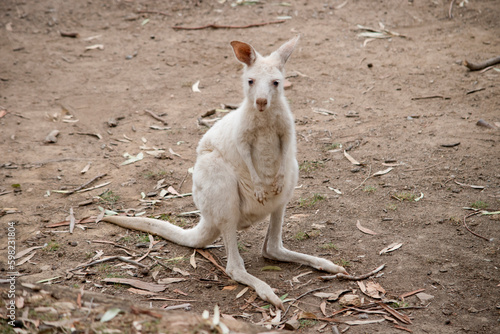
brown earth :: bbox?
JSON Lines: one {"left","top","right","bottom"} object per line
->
{"left": 1, "top": 0, "right": 499, "bottom": 333}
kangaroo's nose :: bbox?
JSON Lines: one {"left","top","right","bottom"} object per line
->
{"left": 256, "top": 98, "right": 267, "bottom": 111}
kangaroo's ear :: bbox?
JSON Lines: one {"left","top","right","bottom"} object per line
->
{"left": 275, "top": 35, "right": 300, "bottom": 66}
{"left": 230, "top": 41, "right": 257, "bottom": 67}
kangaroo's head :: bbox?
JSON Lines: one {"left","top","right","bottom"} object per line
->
{"left": 230, "top": 36, "right": 300, "bottom": 112}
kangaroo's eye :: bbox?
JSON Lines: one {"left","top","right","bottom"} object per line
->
{"left": 248, "top": 79, "right": 254, "bottom": 85}
{"left": 273, "top": 80, "right": 279, "bottom": 87}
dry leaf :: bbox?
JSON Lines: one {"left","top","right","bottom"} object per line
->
{"left": 157, "top": 278, "right": 186, "bottom": 285}
{"left": 298, "top": 312, "right": 318, "bottom": 320}
{"left": 365, "top": 281, "right": 385, "bottom": 299}
{"left": 168, "top": 186, "right": 181, "bottom": 196}
{"left": 344, "top": 150, "right": 361, "bottom": 165}
{"left": 86, "top": 44, "right": 104, "bottom": 51}
{"left": 169, "top": 148, "right": 181, "bottom": 158}
{"left": 236, "top": 287, "right": 249, "bottom": 299}
{"left": 190, "top": 249, "right": 197, "bottom": 269}
{"left": 80, "top": 162, "right": 91, "bottom": 174}
{"left": 17, "top": 251, "right": 36, "bottom": 265}
{"left": 69, "top": 207, "right": 76, "bottom": 234}
{"left": 15, "top": 245, "right": 46, "bottom": 259}
{"left": 345, "top": 318, "right": 385, "bottom": 325}
{"left": 339, "top": 294, "right": 361, "bottom": 307}
{"left": 128, "top": 288, "right": 158, "bottom": 295}
{"left": 313, "top": 289, "right": 350, "bottom": 301}
{"left": 356, "top": 220, "right": 378, "bottom": 235}
{"left": 173, "top": 267, "right": 190, "bottom": 276}
{"left": 102, "top": 278, "right": 166, "bottom": 292}
{"left": 223, "top": 285, "right": 238, "bottom": 291}
{"left": 379, "top": 242, "right": 403, "bottom": 255}
{"left": 372, "top": 167, "right": 393, "bottom": 177}
{"left": 320, "top": 301, "right": 327, "bottom": 317}
{"left": 357, "top": 281, "right": 366, "bottom": 294}
{"left": 121, "top": 152, "right": 143, "bottom": 165}
{"left": 100, "top": 308, "right": 121, "bottom": 322}
{"left": 192, "top": 80, "right": 201, "bottom": 92}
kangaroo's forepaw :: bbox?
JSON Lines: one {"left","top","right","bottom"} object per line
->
{"left": 272, "top": 174, "right": 284, "bottom": 195}
{"left": 254, "top": 187, "right": 267, "bottom": 205}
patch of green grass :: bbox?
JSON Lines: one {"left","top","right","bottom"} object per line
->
{"left": 97, "top": 263, "right": 111, "bottom": 272}
{"left": 390, "top": 301, "right": 409, "bottom": 308}
{"left": 470, "top": 200, "right": 488, "bottom": 210}
{"left": 320, "top": 242, "right": 337, "bottom": 250}
{"left": 45, "top": 241, "right": 60, "bottom": 252}
{"left": 325, "top": 143, "right": 341, "bottom": 151}
{"left": 144, "top": 170, "right": 168, "bottom": 180}
{"left": 105, "top": 272, "right": 124, "bottom": 279}
{"left": 138, "top": 233, "right": 152, "bottom": 243}
{"left": 99, "top": 190, "right": 120, "bottom": 205}
{"left": 336, "top": 259, "right": 352, "bottom": 268}
{"left": 363, "top": 185, "right": 377, "bottom": 193}
{"left": 299, "top": 160, "right": 324, "bottom": 173}
{"left": 238, "top": 242, "right": 248, "bottom": 253}
{"left": 299, "top": 193, "right": 325, "bottom": 207}
{"left": 298, "top": 319, "right": 318, "bottom": 328}
{"left": 386, "top": 203, "right": 397, "bottom": 211}
{"left": 394, "top": 192, "right": 417, "bottom": 201}
{"left": 294, "top": 231, "right": 309, "bottom": 241}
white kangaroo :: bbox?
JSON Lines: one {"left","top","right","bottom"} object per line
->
{"left": 103, "top": 36, "right": 347, "bottom": 310}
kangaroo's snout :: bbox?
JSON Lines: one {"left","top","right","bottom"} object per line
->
{"left": 256, "top": 98, "right": 268, "bottom": 112}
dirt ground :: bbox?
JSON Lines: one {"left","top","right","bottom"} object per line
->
{"left": 1, "top": 0, "right": 499, "bottom": 333}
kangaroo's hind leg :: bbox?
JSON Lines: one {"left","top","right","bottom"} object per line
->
{"left": 262, "top": 204, "right": 348, "bottom": 275}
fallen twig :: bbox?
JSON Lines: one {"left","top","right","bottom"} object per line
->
{"left": 448, "top": 0, "right": 456, "bottom": 19}
{"left": 352, "top": 165, "right": 372, "bottom": 192}
{"left": 377, "top": 302, "right": 412, "bottom": 325}
{"left": 196, "top": 249, "right": 228, "bottom": 276}
{"left": 320, "top": 264, "right": 385, "bottom": 281}
{"left": 466, "top": 87, "right": 486, "bottom": 95}
{"left": 69, "top": 256, "right": 148, "bottom": 272}
{"left": 172, "top": 20, "right": 285, "bottom": 30}
{"left": 65, "top": 173, "right": 107, "bottom": 195}
{"left": 144, "top": 109, "right": 168, "bottom": 125}
{"left": 463, "top": 212, "right": 491, "bottom": 241}
{"left": 463, "top": 56, "right": 500, "bottom": 71}
{"left": 411, "top": 95, "right": 450, "bottom": 101}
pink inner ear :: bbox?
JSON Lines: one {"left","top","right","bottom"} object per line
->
{"left": 231, "top": 41, "right": 254, "bottom": 66}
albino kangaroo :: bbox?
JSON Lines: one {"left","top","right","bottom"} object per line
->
{"left": 103, "top": 36, "right": 347, "bottom": 310}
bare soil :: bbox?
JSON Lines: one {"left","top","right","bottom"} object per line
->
{"left": 1, "top": 0, "right": 499, "bottom": 333}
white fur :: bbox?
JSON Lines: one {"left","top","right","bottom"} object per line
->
{"left": 103, "top": 36, "right": 347, "bottom": 310}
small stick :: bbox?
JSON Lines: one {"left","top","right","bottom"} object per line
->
{"left": 448, "top": 0, "right": 456, "bottom": 19}
{"left": 66, "top": 173, "right": 107, "bottom": 195}
{"left": 466, "top": 87, "right": 486, "bottom": 95}
{"left": 463, "top": 212, "right": 491, "bottom": 241}
{"left": 320, "top": 264, "right": 385, "bottom": 281}
{"left": 463, "top": 56, "right": 500, "bottom": 71}
{"left": 69, "top": 256, "right": 148, "bottom": 271}
{"left": 60, "top": 31, "right": 79, "bottom": 38}
{"left": 144, "top": 109, "right": 168, "bottom": 125}
{"left": 172, "top": 20, "right": 285, "bottom": 31}
{"left": 411, "top": 95, "right": 450, "bottom": 100}
{"left": 377, "top": 301, "right": 412, "bottom": 324}
{"left": 352, "top": 165, "right": 372, "bottom": 192}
